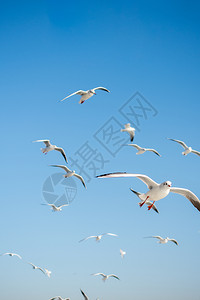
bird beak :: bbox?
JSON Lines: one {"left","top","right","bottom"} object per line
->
{"left": 168, "top": 184, "right": 171, "bottom": 187}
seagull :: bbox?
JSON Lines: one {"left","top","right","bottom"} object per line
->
{"left": 126, "top": 144, "right": 161, "bottom": 156}
{"left": 130, "top": 188, "right": 159, "bottom": 213}
{"left": 121, "top": 124, "right": 135, "bottom": 142}
{"left": 60, "top": 87, "right": 110, "bottom": 104}
{"left": 1, "top": 253, "right": 22, "bottom": 259}
{"left": 145, "top": 236, "right": 178, "bottom": 246}
{"left": 79, "top": 233, "right": 118, "bottom": 243}
{"left": 120, "top": 249, "right": 126, "bottom": 258}
{"left": 51, "top": 165, "right": 86, "bottom": 188}
{"left": 50, "top": 297, "right": 70, "bottom": 300}
{"left": 28, "top": 262, "right": 47, "bottom": 276}
{"left": 168, "top": 138, "right": 200, "bottom": 156}
{"left": 33, "top": 140, "right": 67, "bottom": 162}
{"left": 92, "top": 273, "right": 120, "bottom": 282}
{"left": 42, "top": 203, "right": 69, "bottom": 212}
{"left": 96, "top": 172, "right": 200, "bottom": 212}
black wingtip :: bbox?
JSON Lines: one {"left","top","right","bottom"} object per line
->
{"left": 96, "top": 172, "right": 127, "bottom": 178}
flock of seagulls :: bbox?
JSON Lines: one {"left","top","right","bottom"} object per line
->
{"left": 4, "top": 84, "right": 199, "bottom": 299}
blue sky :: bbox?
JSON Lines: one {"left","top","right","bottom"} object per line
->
{"left": 1, "top": 1, "right": 200, "bottom": 299}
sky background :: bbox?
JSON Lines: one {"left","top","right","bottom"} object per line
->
{"left": 1, "top": 0, "right": 200, "bottom": 299}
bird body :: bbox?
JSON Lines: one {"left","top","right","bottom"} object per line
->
{"left": 130, "top": 188, "right": 159, "bottom": 213}
{"left": 33, "top": 140, "right": 67, "bottom": 162}
{"left": 97, "top": 172, "right": 200, "bottom": 212}
{"left": 51, "top": 165, "right": 86, "bottom": 188}
{"left": 92, "top": 273, "right": 120, "bottom": 282}
{"left": 121, "top": 124, "right": 135, "bottom": 142}
{"left": 146, "top": 236, "right": 178, "bottom": 245}
{"left": 60, "top": 87, "right": 110, "bottom": 104}
{"left": 168, "top": 138, "right": 200, "bottom": 156}
{"left": 127, "top": 144, "right": 161, "bottom": 156}
{"left": 120, "top": 249, "right": 126, "bottom": 258}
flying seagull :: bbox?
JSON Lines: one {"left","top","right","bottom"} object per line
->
{"left": 92, "top": 273, "right": 120, "bottom": 282}
{"left": 126, "top": 144, "right": 161, "bottom": 156}
{"left": 121, "top": 124, "right": 135, "bottom": 142}
{"left": 168, "top": 138, "right": 200, "bottom": 156}
{"left": 1, "top": 253, "right": 22, "bottom": 259}
{"left": 130, "top": 188, "right": 159, "bottom": 213}
{"left": 42, "top": 203, "right": 69, "bottom": 212}
{"left": 145, "top": 236, "right": 178, "bottom": 246}
{"left": 79, "top": 233, "right": 118, "bottom": 243}
{"left": 28, "top": 263, "right": 47, "bottom": 276}
{"left": 51, "top": 165, "right": 86, "bottom": 189}
{"left": 60, "top": 87, "right": 110, "bottom": 104}
{"left": 97, "top": 172, "right": 200, "bottom": 212}
{"left": 120, "top": 249, "right": 126, "bottom": 258}
{"left": 33, "top": 139, "right": 67, "bottom": 162}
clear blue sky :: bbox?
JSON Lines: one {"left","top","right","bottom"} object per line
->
{"left": 1, "top": 1, "right": 200, "bottom": 299}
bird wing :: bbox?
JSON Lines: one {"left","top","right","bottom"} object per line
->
{"left": 109, "top": 274, "right": 120, "bottom": 280}
{"left": 33, "top": 139, "right": 51, "bottom": 147}
{"left": 168, "top": 238, "right": 179, "bottom": 245}
{"left": 168, "top": 138, "right": 188, "bottom": 149}
{"left": 74, "top": 173, "right": 87, "bottom": 189}
{"left": 54, "top": 147, "right": 68, "bottom": 162}
{"left": 97, "top": 172, "right": 158, "bottom": 189}
{"left": 79, "top": 236, "right": 97, "bottom": 242}
{"left": 80, "top": 289, "right": 89, "bottom": 300}
{"left": 92, "top": 273, "right": 105, "bottom": 277}
{"left": 28, "top": 262, "right": 36, "bottom": 268}
{"left": 191, "top": 150, "right": 200, "bottom": 156}
{"left": 37, "top": 267, "right": 46, "bottom": 275}
{"left": 102, "top": 233, "right": 118, "bottom": 237}
{"left": 170, "top": 187, "right": 200, "bottom": 212}
{"left": 60, "top": 90, "right": 85, "bottom": 102}
{"left": 149, "top": 236, "right": 163, "bottom": 240}
{"left": 59, "top": 204, "right": 69, "bottom": 208}
{"left": 128, "top": 144, "right": 141, "bottom": 150}
{"left": 93, "top": 87, "right": 110, "bottom": 93}
{"left": 13, "top": 253, "right": 22, "bottom": 259}
{"left": 50, "top": 164, "right": 71, "bottom": 173}
{"left": 146, "top": 149, "right": 161, "bottom": 156}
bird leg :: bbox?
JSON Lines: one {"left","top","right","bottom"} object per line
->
{"left": 148, "top": 201, "right": 155, "bottom": 210}
{"left": 139, "top": 196, "right": 149, "bottom": 207}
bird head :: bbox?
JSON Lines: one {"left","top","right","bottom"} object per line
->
{"left": 162, "top": 181, "right": 172, "bottom": 188}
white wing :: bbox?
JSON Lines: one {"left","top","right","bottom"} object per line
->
{"left": 28, "top": 262, "right": 36, "bottom": 268}
{"left": 108, "top": 274, "right": 120, "bottom": 280}
{"left": 170, "top": 187, "right": 200, "bottom": 212}
{"left": 80, "top": 289, "right": 89, "bottom": 300}
{"left": 51, "top": 164, "right": 71, "bottom": 173}
{"left": 97, "top": 172, "right": 158, "bottom": 189}
{"left": 60, "top": 90, "right": 86, "bottom": 102}
{"left": 93, "top": 87, "right": 110, "bottom": 93}
{"left": 128, "top": 144, "right": 142, "bottom": 150}
{"left": 74, "top": 173, "right": 87, "bottom": 189}
{"left": 168, "top": 238, "right": 179, "bottom": 245}
{"left": 59, "top": 204, "right": 69, "bottom": 208}
{"left": 79, "top": 236, "right": 97, "bottom": 243}
{"left": 33, "top": 139, "right": 51, "bottom": 147}
{"left": 151, "top": 236, "right": 163, "bottom": 241}
{"left": 92, "top": 273, "right": 105, "bottom": 277}
{"left": 191, "top": 149, "right": 200, "bottom": 156}
{"left": 168, "top": 138, "right": 188, "bottom": 149}
{"left": 54, "top": 147, "right": 68, "bottom": 162}
{"left": 146, "top": 149, "right": 161, "bottom": 156}
{"left": 102, "top": 233, "right": 118, "bottom": 237}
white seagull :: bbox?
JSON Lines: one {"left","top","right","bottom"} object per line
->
{"left": 97, "top": 172, "right": 200, "bottom": 212}
{"left": 1, "top": 253, "right": 22, "bottom": 259}
{"left": 79, "top": 233, "right": 118, "bottom": 243}
{"left": 42, "top": 203, "right": 69, "bottom": 212}
{"left": 33, "top": 139, "right": 67, "bottom": 162}
{"left": 130, "top": 188, "right": 159, "bottom": 213}
{"left": 126, "top": 144, "right": 161, "bottom": 156}
{"left": 60, "top": 87, "right": 110, "bottom": 104}
{"left": 146, "top": 236, "right": 178, "bottom": 246}
{"left": 168, "top": 138, "right": 200, "bottom": 156}
{"left": 51, "top": 165, "right": 86, "bottom": 189}
{"left": 120, "top": 249, "right": 126, "bottom": 258}
{"left": 28, "top": 262, "right": 47, "bottom": 276}
{"left": 92, "top": 273, "right": 120, "bottom": 282}
{"left": 121, "top": 124, "right": 135, "bottom": 142}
